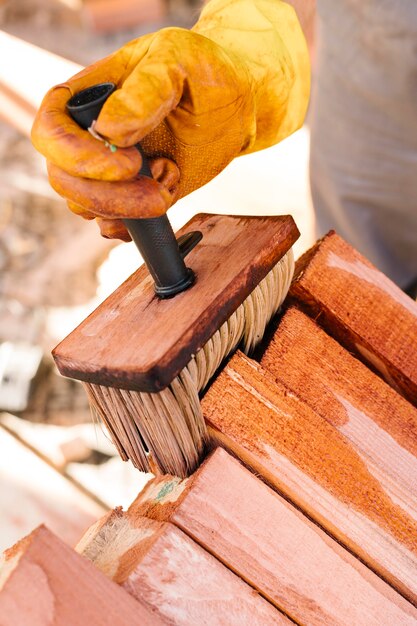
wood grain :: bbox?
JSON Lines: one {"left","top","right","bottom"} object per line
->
{"left": 0, "top": 426, "right": 105, "bottom": 554}
{"left": 0, "top": 525, "right": 164, "bottom": 626}
{"left": 77, "top": 508, "right": 287, "bottom": 625}
{"left": 53, "top": 213, "right": 299, "bottom": 392}
{"left": 260, "top": 307, "right": 417, "bottom": 603}
{"left": 130, "top": 448, "right": 417, "bottom": 625}
{"left": 290, "top": 230, "right": 417, "bottom": 405}
{"left": 199, "top": 352, "right": 417, "bottom": 606}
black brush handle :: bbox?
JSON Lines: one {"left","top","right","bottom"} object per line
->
{"left": 67, "top": 82, "right": 195, "bottom": 298}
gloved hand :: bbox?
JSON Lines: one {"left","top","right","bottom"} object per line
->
{"left": 32, "top": 0, "right": 310, "bottom": 241}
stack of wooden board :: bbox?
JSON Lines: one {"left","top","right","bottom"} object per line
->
{"left": 289, "top": 230, "right": 417, "bottom": 404}
{"left": 1, "top": 231, "right": 416, "bottom": 624}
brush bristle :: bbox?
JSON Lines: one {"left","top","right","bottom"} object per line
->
{"left": 84, "top": 249, "right": 294, "bottom": 478}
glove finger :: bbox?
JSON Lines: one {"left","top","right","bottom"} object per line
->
{"left": 67, "top": 200, "right": 96, "bottom": 220}
{"left": 31, "top": 40, "right": 155, "bottom": 180}
{"left": 96, "top": 218, "right": 132, "bottom": 242}
{"left": 59, "top": 36, "right": 154, "bottom": 94}
{"left": 150, "top": 157, "right": 180, "bottom": 200}
{"left": 48, "top": 162, "right": 172, "bottom": 219}
{"left": 95, "top": 31, "right": 187, "bottom": 147}
{"left": 65, "top": 158, "right": 179, "bottom": 217}
{"left": 32, "top": 85, "right": 142, "bottom": 181}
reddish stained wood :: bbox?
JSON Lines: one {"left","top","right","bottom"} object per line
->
{"left": 260, "top": 306, "right": 417, "bottom": 603}
{"left": 289, "top": 230, "right": 417, "bottom": 405}
{"left": 83, "top": 0, "right": 166, "bottom": 33}
{"left": 198, "top": 352, "right": 417, "bottom": 606}
{"left": 77, "top": 508, "right": 287, "bottom": 625}
{"left": 130, "top": 448, "right": 417, "bottom": 625}
{"left": 53, "top": 213, "right": 299, "bottom": 392}
{"left": 0, "top": 525, "right": 164, "bottom": 626}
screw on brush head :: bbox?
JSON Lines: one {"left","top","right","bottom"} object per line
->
{"left": 66, "top": 82, "right": 201, "bottom": 299}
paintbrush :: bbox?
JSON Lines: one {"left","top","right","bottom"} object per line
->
{"left": 52, "top": 83, "right": 299, "bottom": 477}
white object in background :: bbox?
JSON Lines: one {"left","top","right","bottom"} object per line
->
{"left": 0, "top": 342, "right": 43, "bottom": 412}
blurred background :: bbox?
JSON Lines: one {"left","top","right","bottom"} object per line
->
{"left": 0, "top": 0, "right": 315, "bottom": 551}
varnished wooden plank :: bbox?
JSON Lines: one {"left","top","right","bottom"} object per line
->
{"left": 260, "top": 306, "right": 417, "bottom": 603}
{"left": 289, "top": 231, "right": 417, "bottom": 405}
{"left": 77, "top": 508, "right": 287, "bottom": 625}
{"left": 53, "top": 213, "right": 299, "bottom": 391}
{"left": 199, "top": 352, "right": 417, "bottom": 606}
{"left": 130, "top": 448, "right": 417, "bottom": 625}
{"left": 0, "top": 525, "right": 165, "bottom": 626}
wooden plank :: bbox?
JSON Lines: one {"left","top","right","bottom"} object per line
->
{"left": 82, "top": 0, "right": 166, "bottom": 34}
{"left": 289, "top": 230, "right": 417, "bottom": 405}
{"left": 77, "top": 508, "right": 287, "bottom": 625}
{"left": 0, "top": 80, "right": 36, "bottom": 137}
{"left": 0, "top": 31, "right": 81, "bottom": 136}
{"left": 53, "top": 213, "right": 299, "bottom": 392}
{"left": 130, "top": 448, "right": 417, "bottom": 625}
{"left": 0, "top": 525, "right": 164, "bottom": 626}
{"left": 0, "top": 427, "right": 105, "bottom": 554}
{"left": 260, "top": 306, "right": 417, "bottom": 603}
{"left": 199, "top": 352, "right": 417, "bottom": 606}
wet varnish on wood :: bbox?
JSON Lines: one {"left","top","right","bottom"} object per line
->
{"left": 201, "top": 352, "right": 417, "bottom": 606}
{"left": 290, "top": 231, "right": 417, "bottom": 405}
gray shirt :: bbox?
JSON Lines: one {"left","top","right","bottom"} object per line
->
{"left": 310, "top": 0, "right": 417, "bottom": 288}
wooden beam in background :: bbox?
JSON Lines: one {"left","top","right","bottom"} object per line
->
{"left": 0, "top": 31, "right": 81, "bottom": 136}
{"left": 130, "top": 448, "right": 417, "bottom": 625}
{"left": 0, "top": 80, "right": 36, "bottom": 137}
{"left": 289, "top": 231, "right": 417, "bottom": 405}
{"left": 0, "top": 427, "right": 105, "bottom": 554}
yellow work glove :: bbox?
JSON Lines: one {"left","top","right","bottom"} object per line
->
{"left": 32, "top": 0, "right": 310, "bottom": 241}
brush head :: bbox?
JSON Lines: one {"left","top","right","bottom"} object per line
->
{"left": 52, "top": 213, "right": 299, "bottom": 393}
